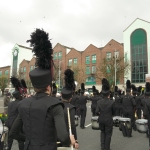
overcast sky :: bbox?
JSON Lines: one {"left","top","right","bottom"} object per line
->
{"left": 0, "top": 0, "right": 150, "bottom": 67}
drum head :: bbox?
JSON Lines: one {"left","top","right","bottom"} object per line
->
{"left": 91, "top": 116, "right": 99, "bottom": 120}
{"left": 135, "top": 119, "right": 148, "bottom": 124}
{"left": 118, "top": 117, "right": 130, "bottom": 122}
{"left": 113, "top": 116, "right": 122, "bottom": 120}
{"left": 57, "top": 147, "right": 76, "bottom": 150}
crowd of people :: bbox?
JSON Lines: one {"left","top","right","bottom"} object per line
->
{"left": 0, "top": 28, "right": 150, "bottom": 150}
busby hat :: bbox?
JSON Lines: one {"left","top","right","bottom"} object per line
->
{"left": 126, "top": 80, "right": 131, "bottom": 92}
{"left": 20, "top": 79, "right": 27, "bottom": 94}
{"left": 114, "top": 86, "right": 118, "bottom": 95}
{"left": 52, "top": 83, "right": 57, "bottom": 95}
{"left": 102, "top": 78, "right": 110, "bottom": 96}
{"left": 145, "top": 82, "right": 150, "bottom": 96}
{"left": 131, "top": 84, "right": 137, "bottom": 96}
{"left": 137, "top": 86, "right": 142, "bottom": 95}
{"left": 27, "top": 29, "right": 53, "bottom": 88}
{"left": 10, "top": 76, "right": 22, "bottom": 98}
{"left": 81, "top": 83, "right": 85, "bottom": 94}
{"left": 92, "top": 85, "right": 97, "bottom": 95}
{"left": 61, "top": 69, "right": 75, "bottom": 100}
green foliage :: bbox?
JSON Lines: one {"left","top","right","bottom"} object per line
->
{"left": 0, "top": 75, "right": 9, "bottom": 95}
{"left": 96, "top": 56, "right": 130, "bottom": 91}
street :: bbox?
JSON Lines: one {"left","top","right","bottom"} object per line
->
{"left": 8, "top": 101, "right": 149, "bottom": 150}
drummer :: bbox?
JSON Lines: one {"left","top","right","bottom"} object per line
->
{"left": 61, "top": 69, "right": 79, "bottom": 148}
{"left": 143, "top": 82, "right": 150, "bottom": 137}
{"left": 96, "top": 78, "right": 115, "bottom": 150}
{"left": 9, "top": 28, "right": 76, "bottom": 150}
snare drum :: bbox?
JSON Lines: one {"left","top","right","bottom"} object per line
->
{"left": 113, "top": 116, "right": 122, "bottom": 127}
{"left": 135, "top": 119, "right": 148, "bottom": 133}
{"left": 91, "top": 116, "right": 100, "bottom": 130}
{"left": 118, "top": 118, "right": 131, "bottom": 130}
{"left": 75, "top": 115, "right": 79, "bottom": 126}
{"left": 57, "top": 147, "right": 77, "bottom": 150}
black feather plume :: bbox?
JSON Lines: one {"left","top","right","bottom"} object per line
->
{"left": 102, "top": 78, "right": 110, "bottom": 91}
{"left": 10, "top": 76, "right": 22, "bottom": 90}
{"left": 92, "top": 85, "right": 96, "bottom": 92}
{"left": 27, "top": 28, "right": 53, "bottom": 69}
{"left": 145, "top": 82, "right": 150, "bottom": 92}
{"left": 81, "top": 83, "right": 85, "bottom": 91}
{"left": 20, "top": 79, "right": 27, "bottom": 88}
{"left": 64, "top": 69, "right": 75, "bottom": 90}
{"left": 115, "top": 86, "right": 118, "bottom": 92}
{"left": 126, "top": 80, "right": 131, "bottom": 89}
{"left": 131, "top": 84, "right": 137, "bottom": 92}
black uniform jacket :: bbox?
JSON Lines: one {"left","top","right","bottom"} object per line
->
{"left": 143, "top": 98, "right": 150, "bottom": 119}
{"left": 89, "top": 95, "right": 100, "bottom": 108}
{"left": 9, "top": 92, "right": 70, "bottom": 150}
{"left": 5, "top": 99, "right": 20, "bottom": 129}
{"left": 63, "top": 102, "right": 77, "bottom": 142}
{"left": 122, "top": 94, "right": 136, "bottom": 109}
{"left": 135, "top": 95, "right": 142, "bottom": 109}
{"left": 96, "top": 98, "right": 115, "bottom": 118}
{"left": 77, "top": 95, "right": 88, "bottom": 110}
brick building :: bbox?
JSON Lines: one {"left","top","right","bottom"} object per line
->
{"left": 0, "top": 66, "right": 11, "bottom": 78}
{"left": 53, "top": 39, "right": 124, "bottom": 90}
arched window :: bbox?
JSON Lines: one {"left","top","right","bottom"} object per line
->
{"left": 85, "top": 76, "right": 96, "bottom": 85}
{"left": 131, "top": 29, "right": 147, "bottom": 83}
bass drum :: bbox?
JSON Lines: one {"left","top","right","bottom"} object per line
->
{"left": 135, "top": 119, "right": 148, "bottom": 133}
{"left": 91, "top": 116, "right": 100, "bottom": 130}
{"left": 113, "top": 116, "right": 122, "bottom": 127}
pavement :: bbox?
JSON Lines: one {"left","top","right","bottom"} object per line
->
{"left": 6, "top": 101, "right": 149, "bottom": 150}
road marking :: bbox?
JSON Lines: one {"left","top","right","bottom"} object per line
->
{"left": 85, "top": 123, "right": 91, "bottom": 128}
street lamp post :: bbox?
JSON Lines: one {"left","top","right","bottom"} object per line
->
{"left": 58, "top": 60, "right": 61, "bottom": 90}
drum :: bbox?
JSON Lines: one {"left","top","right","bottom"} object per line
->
{"left": 75, "top": 115, "right": 79, "bottom": 126}
{"left": 113, "top": 116, "right": 122, "bottom": 127}
{"left": 57, "top": 147, "right": 77, "bottom": 150}
{"left": 135, "top": 119, "right": 148, "bottom": 133}
{"left": 118, "top": 118, "right": 131, "bottom": 131}
{"left": 91, "top": 116, "right": 100, "bottom": 130}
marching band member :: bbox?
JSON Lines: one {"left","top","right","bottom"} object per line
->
{"left": 136, "top": 86, "right": 142, "bottom": 119}
{"left": 9, "top": 28, "right": 75, "bottom": 150}
{"left": 96, "top": 78, "right": 115, "bottom": 150}
{"left": 61, "top": 69, "right": 79, "bottom": 149}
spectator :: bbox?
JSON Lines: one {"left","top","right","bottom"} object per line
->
{"left": 4, "top": 93, "right": 11, "bottom": 114}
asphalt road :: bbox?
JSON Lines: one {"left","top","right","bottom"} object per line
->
{"left": 9, "top": 102, "right": 149, "bottom": 150}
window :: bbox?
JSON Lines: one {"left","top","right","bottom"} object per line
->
{"left": 58, "top": 52, "right": 62, "bottom": 59}
{"left": 23, "top": 67, "right": 26, "bottom": 72}
{"left": 131, "top": 29, "right": 147, "bottom": 83}
{"left": 114, "top": 51, "right": 119, "bottom": 58}
{"left": 86, "top": 56, "right": 90, "bottom": 64}
{"left": 92, "top": 55, "right": 96, "bottom": 63}
{"left": 107, "top": 65, "right": 111, "bottom": 73}
{"left": 0, "top": 71, "right": 2, "bottom": 76}
{"left": 21, "top": 67, "right": 23, "bottom": 72}
{"left": 92, "top": 66, "right": 96, "bottom": 73}
{"left": 30, "top": 66, "right": 34, "bottom": 71}
{"left": 86, "top": 66, "right": 90, "bottom": 74}
{"left": 74, "top": 58, "right": 77, "bottom": 64}
{"left": 54, "top": 53, "right": 57, "bottom": 60}
{"left": 68, "top": 59, "right": 72, "bottom": 66}
{"left": 4, "top": 70, "right": 9, "bottom": 75}
{"left": 106, "top": 52, "right": 111, "bottom": 60}
{"left": 86, "top": 76, "right": 96, "bottom": 85}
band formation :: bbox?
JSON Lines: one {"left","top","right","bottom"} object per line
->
{"left": 0, "top": 29, "right": 150, "bottom": 150}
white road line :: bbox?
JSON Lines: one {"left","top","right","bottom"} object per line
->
{"left": 85, "top": 123, "right": 92, "bottom": 128}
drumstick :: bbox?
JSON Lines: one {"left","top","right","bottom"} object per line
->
{"left": 67, "top": 107, "right": 74, "bottom": 150}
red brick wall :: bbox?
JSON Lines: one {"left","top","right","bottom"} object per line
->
{"left": 0, "top": 66, "right": 10, "bottom": 78}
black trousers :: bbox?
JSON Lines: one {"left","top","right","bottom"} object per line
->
{"left": 137, "top": 109, "right": 141, "bottom": 119}
{"left": 91, "top": 106, "right": 96, "bottom": 116}
{"left": 99, "top": 117, "right": 113, "bottom": 150}
{"left": 80, "top": 108, "right": 87, "bottom": 128}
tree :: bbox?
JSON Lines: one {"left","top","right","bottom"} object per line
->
{"left": 70, "top": 64, "right": 87, "bottom": 90}
{"left": 0, "top": 75, "right": 9, "bottom": 95}
{"left": 95, "top": 56, "right": 130, "bottom": 91}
